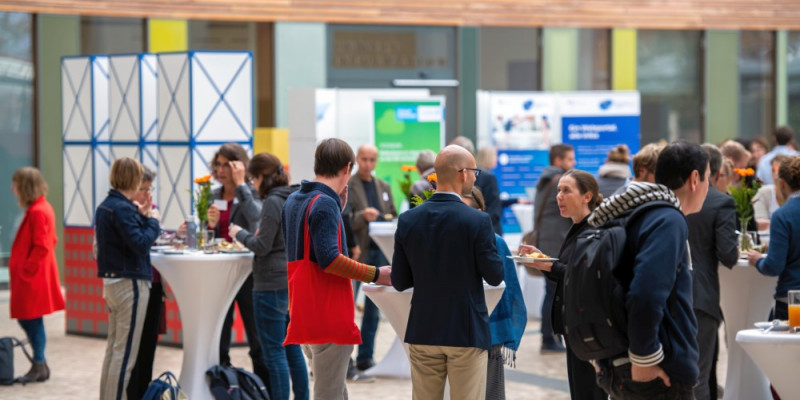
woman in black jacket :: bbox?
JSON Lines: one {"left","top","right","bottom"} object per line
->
{"left": 520, "top": 169, "right": 606, "bottom": 400}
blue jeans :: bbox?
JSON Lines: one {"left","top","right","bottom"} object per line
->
{"left": 253, "top": 289, "right": 309, "bottom": 400}
{"left": 18, "top": 318, "right": 46, "bottom": 362}
{"left": 353, "top": 245, "right": 387, "bottom": 366}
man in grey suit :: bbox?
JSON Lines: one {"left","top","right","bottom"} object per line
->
{"left": 687, "top": 144, "right": 739, "bottom": 400}
{"left": 347, "top": 143, "right": 397, "bottom": 376}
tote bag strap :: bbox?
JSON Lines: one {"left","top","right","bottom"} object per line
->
{"left": 301, "top": 194, "right": 343, "bottom": 260}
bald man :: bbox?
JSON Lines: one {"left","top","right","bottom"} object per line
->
{"left": 391, "top": 145, "right": 504, "bottom": 400}
{"left": 347, "top": 143, "right": 397, "bottom": 376}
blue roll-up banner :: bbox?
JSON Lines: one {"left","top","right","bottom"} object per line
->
{"left": 559, "top": 92, "right": 641, "bottom": 176}
{"left": 493, "top": 150, "right": 550, "bottom": 233}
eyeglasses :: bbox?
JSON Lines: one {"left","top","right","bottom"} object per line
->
{"left": 459, "top": 168, "right": 481, "bottom": 177}
{"left": 138, "top": 187, "right": 152, "bottom": 193}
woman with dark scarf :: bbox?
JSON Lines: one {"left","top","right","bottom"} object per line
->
{"left": 519, "top": 169, "right": 607, "bottom": 400}
{"left": 464, "top": 187, "right": 527, "bottom": 400}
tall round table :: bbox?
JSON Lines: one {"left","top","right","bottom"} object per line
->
{"left": 151, "top": 251, "right": 253, "bottom": 400}
{"left": 362, "top": 282, "right": 506, "bottom": 379}
{"left": 718, "top": 259, "right": 777, "bottom": 400}
{"left": 736, "top": 328, "right": 800, "bottom": 400}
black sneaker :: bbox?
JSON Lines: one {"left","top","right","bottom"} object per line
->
{"left": 347, "top": 364, "right": 376, "bottom": 383}
{"left": 356, "top": 360, "right": 375, "bottom": 372}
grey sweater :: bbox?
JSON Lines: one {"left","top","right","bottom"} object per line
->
{"left": 235, "top": 185, "right": 297, "bottom": 291}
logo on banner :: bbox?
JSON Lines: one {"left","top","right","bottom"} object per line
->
{"left": 599, "top": 100, "right": 613, "bottom": 110}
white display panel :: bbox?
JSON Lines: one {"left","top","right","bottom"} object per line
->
{"left": 109, "top": 54, "right": 157, "bottom": 143}
{"left": 63, "top": 145, "right": 94, "bottom": 227}
{"left": 157, "top": 53, "right": 191, "bottom": 142}
{"left": 157, "top": 145, "right": 193, "bottom": 230}
{"left": 61, "top": 57, "right": 93, "bottom": 142}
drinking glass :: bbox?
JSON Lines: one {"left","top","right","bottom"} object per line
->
{"left": 202, "top": 230, "right": 216, "bottom": 250}
{"left": 789, "top": 290, "right": 800, "bottom": 327}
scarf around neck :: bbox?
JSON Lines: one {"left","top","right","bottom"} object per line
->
{"left": 588, "top": 181, "right": 681, "bottom": 227}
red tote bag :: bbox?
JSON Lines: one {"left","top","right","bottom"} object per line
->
{"left": 284, "top": 194, "right": 362, "bottom": 345}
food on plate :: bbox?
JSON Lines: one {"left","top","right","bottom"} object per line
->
{"left": 521, "top": 252, "right": 551, "bottom": 259}
{"left": 218, "top": 240, "right": 243, "bottom": 251}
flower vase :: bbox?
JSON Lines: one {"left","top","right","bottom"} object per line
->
{"left": 739, "top": 217, "right": 752, "bottom": 253}
{"left": 197, "top": 222, "right": 208, "bottom": 248}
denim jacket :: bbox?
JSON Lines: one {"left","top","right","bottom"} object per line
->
{"left": 95, "top": 189, "right": 160, "bottom": 280}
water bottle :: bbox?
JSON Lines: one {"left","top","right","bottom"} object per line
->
{"left": 185, "top": 213, "right": 198, "bottom": 249}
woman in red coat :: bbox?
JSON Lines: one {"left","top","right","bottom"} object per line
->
{"left": 9, "top": 167, "right": 65, "bottom": 383}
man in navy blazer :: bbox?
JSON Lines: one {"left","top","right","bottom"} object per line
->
{"left": 391, "top": 145, "right": 504, "bottom": 400}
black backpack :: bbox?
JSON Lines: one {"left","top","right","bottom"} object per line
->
{"left": 142, "top": 371, "right": 186, "bottom": 400}
{"left": 207, "top": 364, "right": 270, "bottom": 400}
{"left": 563, "top": 201, "right": 677, "bottom": 361}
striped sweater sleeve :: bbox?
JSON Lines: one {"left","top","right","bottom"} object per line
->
{"left": 324, "top": 254, "right": 378, "bottom": 283}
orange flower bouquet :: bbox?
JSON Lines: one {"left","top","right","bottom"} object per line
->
{"left": 728, "top": 168, "right": 760, "bottom": 252}
{"left": 399, "top": 165, "right": 417, "bottom": 201}
{"left": 193, "top": 175, "right": 212, "bottom": 223}
{"left": 410, "top": 173, "right": 437, "bottom": 206}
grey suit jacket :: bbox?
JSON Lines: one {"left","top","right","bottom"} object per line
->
{"left": 211, "top": 184, "right": 262, "bottom": 235}
{"left": 687, "top": 186, "right": 739, "bottom": 321}
{"left": 348, "top": 175, "right": 397, "bottom": 263}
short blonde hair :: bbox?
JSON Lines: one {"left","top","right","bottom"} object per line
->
{"left": 109, "top": 157, "right": 144, "bottom": 192}
{"left": 632, "top": 143, "right": 664, "bottom": 179}
{"left": 475, "top": 146, "right": 497, "bottom": 170}
{"left": 12, "top": 167, "right": 48, "bottom": 207}
{"left": 720, "top": 140, "right": 751, "bottom": 165}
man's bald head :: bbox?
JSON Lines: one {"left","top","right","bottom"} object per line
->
{"left": 357, "top": 144, "right": 378, "bottom": 157}
{"left": 435, "top": 145, "right": 476, "bottom": 194}
{"left": 356, "top": 143, "right": 379, "bottom": 180}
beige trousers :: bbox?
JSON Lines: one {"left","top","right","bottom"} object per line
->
{"left": 302, "top": 343, "right": 353, "bottom": 400}
{"left": 99, "top": 279, "right": 150, "bottom": 400}
{"left": 408, "top": 344, "right": 488, "bottom": 400}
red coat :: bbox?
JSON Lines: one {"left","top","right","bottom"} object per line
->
{"left": 9, "top": 196, "right": 65, "bottom": 320}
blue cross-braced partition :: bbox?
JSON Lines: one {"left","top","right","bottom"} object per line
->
{"left": 156, "top": 51, "right": 253, "bottom": 229}
{"left": 62, "top": 55, "right": 109, "bottom": 227}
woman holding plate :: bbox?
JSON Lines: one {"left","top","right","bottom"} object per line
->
{"left": 519, "top": 169, "right": 606, "bottom": 400}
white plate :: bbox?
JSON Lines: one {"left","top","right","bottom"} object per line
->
{"left": 754, "top": 321, "right": 792, "bottom": 331}
{"left": 507, "top": 255, "right": 558, "bottom": 262}
{"left": 151, "top": 245, "right": 171, "bottom": 251}
{"left": 162, "top": 249, "right": 185, "bottom": 255}
{"left": 219, "top": 249, "right": 250, "bottom": 254}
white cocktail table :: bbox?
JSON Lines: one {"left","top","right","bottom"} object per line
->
{"left": 718, "top": 259, "right": 777, "bottom": 400}
{"left": 736, "top": 328, "right": 800, "bottom": 400}
{"left": 152, "top": 251, "right": 253, "bottom": 400}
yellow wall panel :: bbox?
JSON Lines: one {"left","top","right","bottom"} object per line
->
{"left": 148, "top": 19, "right": 187, "bottom": 53}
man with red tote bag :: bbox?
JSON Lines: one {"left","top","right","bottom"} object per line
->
{"left": 282, "top": 138, "right": 392, "bottom": 399}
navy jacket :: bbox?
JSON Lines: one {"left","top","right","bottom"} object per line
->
{"left": 391, "top": 193, "right": 504, "bottom": 350}
{"left": 95, "top": 189, "right": 160, "bottom": 280}
{"left": 476, "top": 169, "right": 503, "bottom": 235}
{"left": 617, "top": 206, "right": 699, "bottom": 386}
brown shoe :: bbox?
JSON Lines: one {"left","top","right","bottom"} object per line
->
{"left": 21, "top": 361, "right": 49, "bottom": 383}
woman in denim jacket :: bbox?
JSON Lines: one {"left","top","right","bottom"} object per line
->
{"left": 95, "top": 157, "right": 160, "bottom": 400}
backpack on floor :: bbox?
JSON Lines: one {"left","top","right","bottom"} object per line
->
{"left": 0, "top": 337, "right": 33, "bottom": 385}
{"left": 142, "top": 371, "right": 187, "bottom": 400}
{"left": 563, "top": 201, "right": 677, "bottom": 361}
{"left": 207, "top": 364, "right": 270, "bottom": 400}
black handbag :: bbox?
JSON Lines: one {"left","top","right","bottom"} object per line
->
{"left": 0, "top": 336, "right": 33, "bottom": 385}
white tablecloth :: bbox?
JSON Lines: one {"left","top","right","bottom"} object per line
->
{"left": 736, "top": 329, "right": 800, "bottom": 399}
{"left": 718, "top": 259, "right": 777, "bottom": 400}
{"left": 510, "top": 203, "right": 534, "bottom": 233}
{"left": 152, "top": 251, "right": 253, "bottom": 400}
{"left": 362, "top": 282, "right": 506, "bottom": 379}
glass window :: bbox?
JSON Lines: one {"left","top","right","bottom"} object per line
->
{"left": 327, "top": 24, "right": 457, "bottom": 140}
{"left": 637, "top": 30, "right": 703, "bottom": 145}
{"left": 0, "top": 12, "right": 33, "bottom": 256}
{"left": 479, "top": 27, "right": 540, "bottom": 90}
{"left": 739, "top": 31, "right": 775, "bottom": 139}
{"left": 577, "top": 29, "right": 611, "bottom": 90}
{"left": 81, "top": 17, "right": 145, "bottom": 54}
{"left": 788, "top": 32, "right": 800, "bottom": 134}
